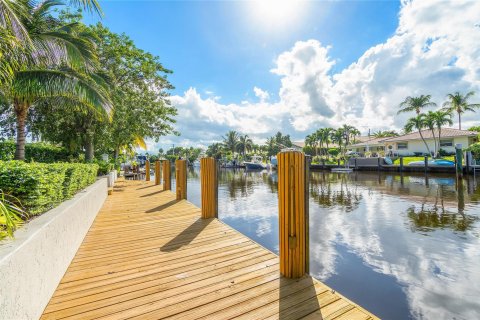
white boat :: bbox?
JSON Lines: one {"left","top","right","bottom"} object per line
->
{"left": 244, "top": 155, "right": 266, "bottom": 170}
{"left": 270, "top": 156, "right": 277, "bottom": 169}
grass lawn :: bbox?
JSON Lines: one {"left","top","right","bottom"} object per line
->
{"left": 393, "top": 156, "right": 456, "bottom": 165}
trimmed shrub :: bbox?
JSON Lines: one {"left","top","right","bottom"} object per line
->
{"left": 0, "top": 161, "right": 98, "bottom": 215}
{"left": 0, "top": 141, "right": 71, "bottom": 162}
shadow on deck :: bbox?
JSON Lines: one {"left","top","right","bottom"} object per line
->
{"left": 40, "top": 179, "right": 378, "bottom": 320}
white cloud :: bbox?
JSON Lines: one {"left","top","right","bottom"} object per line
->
{"left": 153, "top": 0, "right": 480, "bottom": 151}
{"left": 253, "top": 86, "right": 270, "bottom": 102}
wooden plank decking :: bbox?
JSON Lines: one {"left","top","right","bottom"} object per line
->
{"left": 41, "top": 179, "right": 378, "bottom": 320}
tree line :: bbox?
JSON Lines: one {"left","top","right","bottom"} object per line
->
{"left": 398, "top": 92, "right": 479, "bottom": 157}
{"left": 0, "top": 2, "right": 177, "bottom": 162}
{"left": 205, "top": 131, "right": 293, "bottom": 160}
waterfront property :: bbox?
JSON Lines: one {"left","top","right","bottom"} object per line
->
{"left": 348, "top": 128, "right": 478, "bottom": 156}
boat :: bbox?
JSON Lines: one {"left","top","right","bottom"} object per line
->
{"left": 270, "top": 156, "right": 277, "bottom": 169}
{"left": 408, "top": 159, "right": 455, "bottom": 167}
{"left": 244, "top": 155, "right": 266, "bottom": 170}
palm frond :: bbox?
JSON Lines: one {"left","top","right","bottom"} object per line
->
{"left": 69, "top": 0, "right": 103, "bottom": 16}
{"left": 13, "top": 69, "right": 112, "bottom": 116}
{"left": 0, "top": 0, "right": 30, "bottom": 42}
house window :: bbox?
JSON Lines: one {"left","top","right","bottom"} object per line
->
{"left": 397, "top": 143, "right": 408, "bottom": 150}
{"left": 440, "top": 139, "right": 453, "bottom": 147}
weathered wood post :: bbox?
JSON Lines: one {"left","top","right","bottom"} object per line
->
{"left": 145, "top": 160, "right": 151, "bottom": 181}
{"left": 399, "top": 156, "right": 404, "bottom": 172}
{"left": 200, "top": 157, "right": 218, "bottom": 219}
{"left": 424, "top": 155, "right": 429, "bottom": 174}
{"left": 466, "top": 151, "right": 471, "bottom": 175}
{"left": 354, "top": 158, "right": 357, "bottom": 169}
{"left": 175, "top": 159, "right": 187, "bottom": 200}
{"left": 278, "top": 151, "right": 309, "bottom": 278}
{"left": 155, "top": 160, "right": 161, "bottom": 185}
{"left": 455, "top": 144, "right": 463, "bottom": 179}
{"left": 377, "top": 157, "right": 381, "bottom": 171}
{"left": 163, "top": 161, "right": 171, "bottom": 190}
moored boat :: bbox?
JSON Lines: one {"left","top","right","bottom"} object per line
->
{"left": 244, "top": 155, "right": 266, "bottom": 170}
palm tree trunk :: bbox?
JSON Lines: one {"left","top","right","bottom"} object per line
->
{"left": 458, "top": 112, "right": 462, "bottom": 130}
{"left": 438, "top": 127, "right": 442, "bottom": 157}
{"left": 418, "top": 130, "right": 432, "bottom": 156}
{"left": 430, "top": 129, "right": 437, "bottom": 158}
{"left": 14, "top": 100, "right": 29, "bottom": 161}
{"left": 85, "top": 134, "right": 94, "bottom": 162}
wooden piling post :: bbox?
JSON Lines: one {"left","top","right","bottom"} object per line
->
{"left": 155, "top": 160, "right": 161, "bottom": 185}
{"left": 424, "top": 155, "right": 428, "bottom": 174}
{"left": 163, "top": 161, "right": 171, "bottom": 190}
{"left": 455, "top": 144, "right": 463, "bottom": 179}
{"left": 200, "top": 157, "right": 218, "bottom": 219}
{"left": 175, "top": 159, "right": 187, "bottom": 200}
{"left": 399, "top": 156, "right": 404, "bottom": 172}
{"left": 145, "top": 160, "right": 151, "bottom": 181}
{"left": 277, "top": 151, "right": 309, "bottom": 278}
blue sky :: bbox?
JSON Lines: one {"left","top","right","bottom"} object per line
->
{"left": 86, "top": 1, "right": 399, "bottom": 102}
{"left": 84, "top": 1, "right": 480, "bottom": 150}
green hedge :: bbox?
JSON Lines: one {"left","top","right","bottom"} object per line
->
{"left": 0, "top": 161, "right": 98, "bottom": 215}
{"left": 0, "top": 141, "right": 71, "bottom": 162}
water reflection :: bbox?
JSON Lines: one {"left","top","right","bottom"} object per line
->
{"left": 173, "top": 169, "right": 480, "bottom": 320}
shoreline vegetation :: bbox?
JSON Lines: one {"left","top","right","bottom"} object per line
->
{"left": 0, "top": 1, "right": 176, "bottom": 238}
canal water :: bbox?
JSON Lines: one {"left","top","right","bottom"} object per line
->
{"left": 172, "top": 168, "right": 480, "bottom": 320}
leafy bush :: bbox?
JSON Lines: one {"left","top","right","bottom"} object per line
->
{"left": 327, "top": 148, "right": 340, "bottom": 157}
{"left": 0, "top": 141, "right": 72, "bottom": 162}
{"left": 0, "top": 161, "right": 98, "bottom": 216}
{"left": 467, "top": 143, "right": 480, "bottom": 160}
{"left": 94, "top": 159, "right": 113, "bottom": 176}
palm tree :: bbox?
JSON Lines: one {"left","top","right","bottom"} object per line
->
{"left": 398, "top": 95, "right": 436, "bottom": 115}
{"left": 430, "top": 110, "right": 453, "bottom": 157}
{"left": 237, "top": 134, "right": 253, "bottom": 158}
{"left": 442, "top": 91, "right": 480, "bottom": 130}
{"left": 1, "top": 1, "right": 111, "bottom": 160}
{"left": 330, "top": 129, "right": 345, "bottom": 156}
{"left": 323, "top": 127, "right": 333, "bottom": 156}
{"left": 373, "top": 130, "right": 399, "bottom": 138}
{"left": 424, "top": 112, "right": 438, "bottom": 156}
{"left": 404, "top": 114, "right": 431, "bottom": 155}
{"left": 222, "top": 130, "right": 239, "bottom": 157}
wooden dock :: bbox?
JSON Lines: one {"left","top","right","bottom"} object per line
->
{"left": 41, "top": 179, "right": 378, "bottom": 320}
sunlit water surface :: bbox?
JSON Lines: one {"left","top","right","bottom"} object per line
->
{"left": 172, "top": 168, "right": 480, "bottom": 320}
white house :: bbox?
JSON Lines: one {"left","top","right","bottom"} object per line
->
{"left": 348, "top": 128, "right": 478, "bottom": 156}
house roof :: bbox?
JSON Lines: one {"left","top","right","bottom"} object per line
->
{"left": 348, "top": 128, "right": 478, "bottom": 148}
{"left": 349, "top": 137, "right": 389, "bottom": 147}
{"left": 383, "top": 128, "right": 478, "bottom": 142}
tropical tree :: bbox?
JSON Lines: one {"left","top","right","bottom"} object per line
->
{"left": 398, "top": 95, "right": 436, "bottom": 115}
{"left": 330, "top": 129, "right": 345, "bottom": 156}
{"left": 237, "top": 134, "right": 253, "bottom": 158}
{"left": 1, "top": 1, "right": 111, "bottom": 160}
{"left": 222, "top": 130, "right": 239, "bottom": 156}
{"left": 206, "top": 143, "right": 223, "bottom": 159}
{"left": 404, "top": 114, "right": 431, "bottom": 155}
{"left": 424, "top": 112, "right": 438, "bottom": 156}
{"left": 373, "top": 130, "right": 399, "bottom": 138}
{"left": 430, "top": 110, "right": 453, "bottom": 157}
{"left": 442, "top": 91, "right": 480, "bottom": 130}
